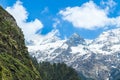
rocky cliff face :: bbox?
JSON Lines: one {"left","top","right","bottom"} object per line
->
{"left": 0, "top": 6, "right": 42, "bottom": 80}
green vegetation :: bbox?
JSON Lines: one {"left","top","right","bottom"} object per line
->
{"left": 31, "top": 57, "right": 81, "bottom": 80}
{"left": 0, "top": 6, "right": 42, "bottom": 80}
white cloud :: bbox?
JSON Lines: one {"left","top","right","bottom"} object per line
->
{"left": 6, "top": 1, "right": 43, "bottom": 40}
{"left": 107, "top": 0, "right": 116, "bottom": 8}
{"left": 6, "top": 0, "right": 60, "bottom": 44}
{"left": 100, "top": 0, "right": 117, "bottom": 13}
{"left": 101, "top": 0, "right": 116, "bottom": 9}
{"left": 59, "top": 1, "right": 120, "bottom": 30}
{"left": 53, "top": 18, "right": 60, "bottom": 28}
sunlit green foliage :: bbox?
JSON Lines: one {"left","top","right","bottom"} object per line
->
{"left": 0, "top": 6, "right": 41, "bottom": 80}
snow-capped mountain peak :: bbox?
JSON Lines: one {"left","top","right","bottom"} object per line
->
{"left": 27, "top": 28, "right": 120, "bottom": 80}
{"left": 66, "top": 33, "right": 86, "bottom": 46}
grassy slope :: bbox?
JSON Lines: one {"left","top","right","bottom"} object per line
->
{"left": 0, "top": 6, "right": 42, "bottom": 80}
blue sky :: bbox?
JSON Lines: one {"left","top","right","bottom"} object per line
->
{"left": 0, "top": 0, "right": 120, "bottom": 40}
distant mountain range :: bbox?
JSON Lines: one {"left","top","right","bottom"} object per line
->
{"left": 27, "top": 28, "right": 120, "bottom": 80}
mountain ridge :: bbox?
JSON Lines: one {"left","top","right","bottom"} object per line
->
{"left": 28, "top": 28, "right": 120, "bottom": 80}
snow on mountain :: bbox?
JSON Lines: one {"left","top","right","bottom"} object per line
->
{"left": 27, "top": 28, "right": 120, "bottom": 80}
{"left": 89, "top": 28, "right": 120, "bottom": 55}
{"left": 28, "top": 40, "right": 66, "bottom": 61}
{"left": 26, "top": 30, "right": 60, "bottom": 46}
{"left": 66, "top": 33, "right": 86, "bottom": 46}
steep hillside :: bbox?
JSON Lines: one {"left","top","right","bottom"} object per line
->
{"left": 0, "top": 6, "right": 42, "bottom": 80}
